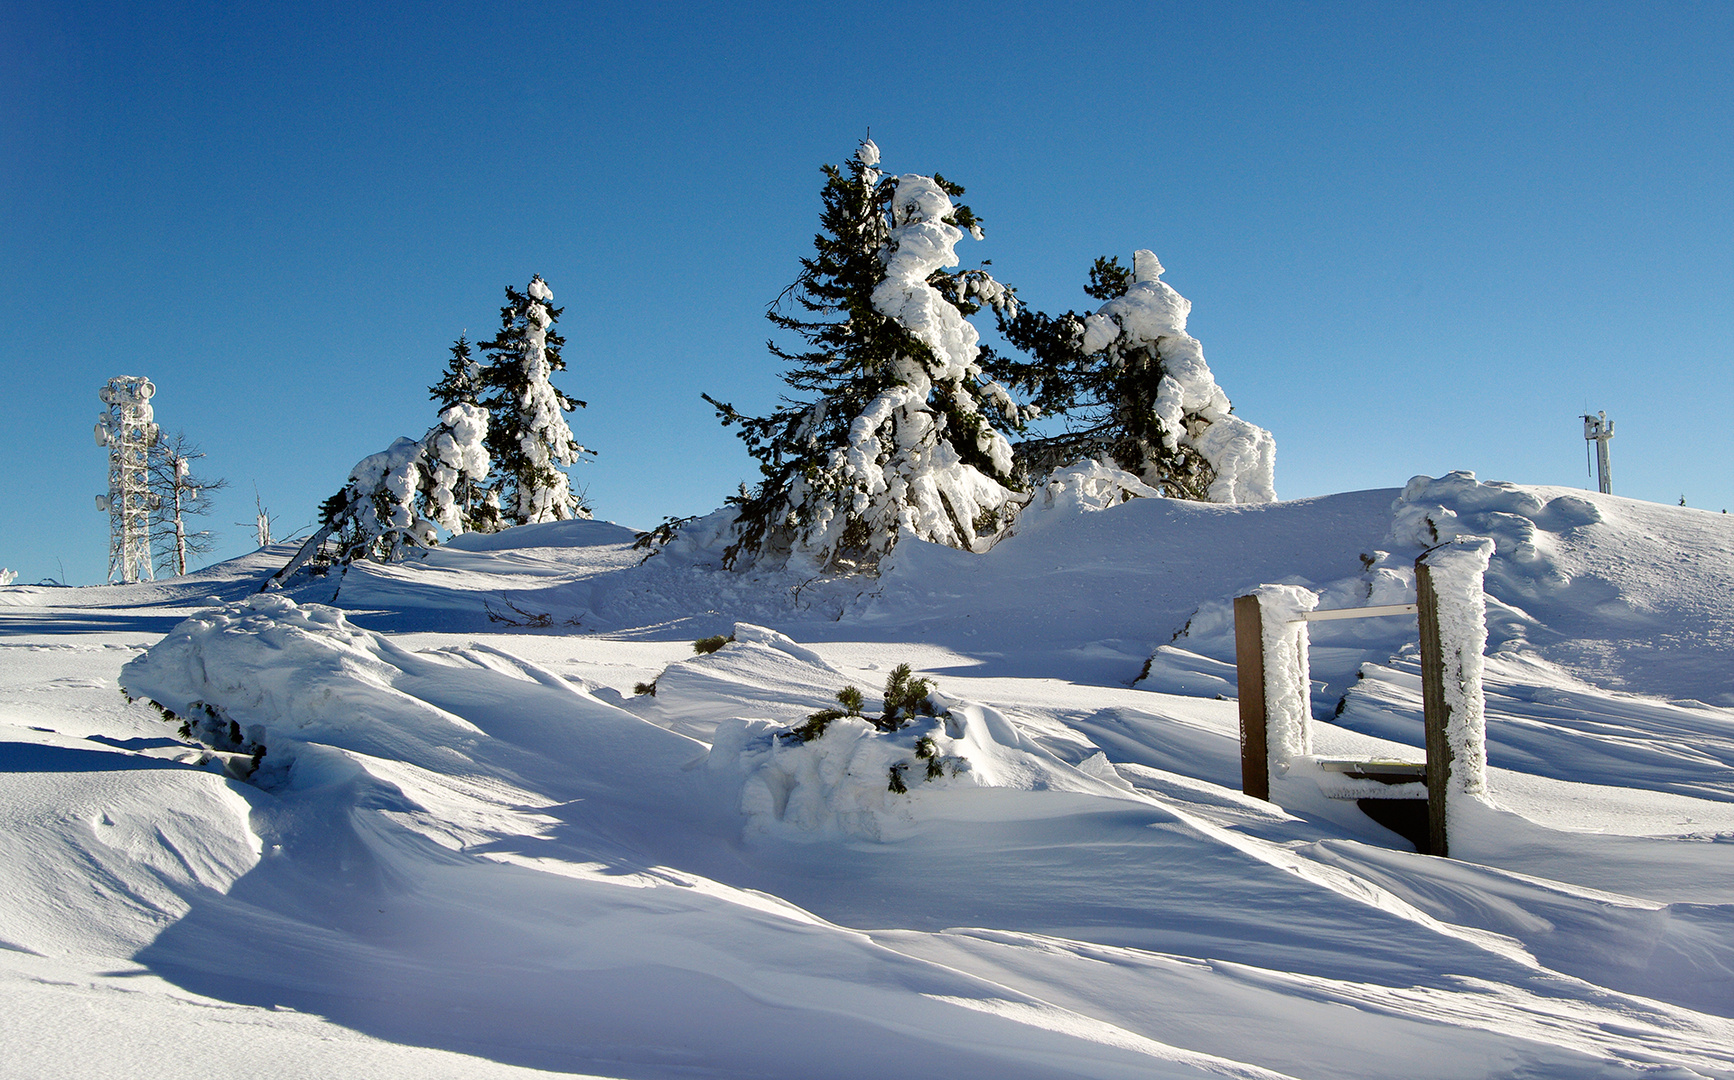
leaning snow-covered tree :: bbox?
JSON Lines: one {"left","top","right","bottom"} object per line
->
{"left": 261, "top": 404, "right": 490, "bottom": 590}
{"left": 476, "top": 277, "right": 593, "bottom": 525}
{"left": 704, "top": 139, "right": 1033, "bottom": 572}
{"left": 995, "top": 250, "right": 1275, "bottom": 503}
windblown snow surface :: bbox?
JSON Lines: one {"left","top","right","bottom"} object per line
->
{"left": 3, "top": 470, "right": 1733, "bottom": 1079}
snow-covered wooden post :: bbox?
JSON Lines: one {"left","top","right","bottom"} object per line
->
{"left": 1233, "top": 585, "right": 1319, "bottom": 800}
{"left": 1415, "top": 538, "right": 1494, "bottom": 858}
{"left": 1233, "top": 595, "right": 1269, "bottom": 800}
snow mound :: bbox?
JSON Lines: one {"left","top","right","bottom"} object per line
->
{"left": 1389, "top": 470, "right": 1601, "bottom": 558}
{"left": 120, "top": 594, "right": 464, "bottom": 772}
{"left": 645, "top": 622, "right": 852, "bottom": 740}
{"left": 729, "top": 621, "right": 834, "bottom": 667}
{"left": 1158, "top": 471, "right": 1734, "bottom": 700}
{"left": 643, "top": 623, "right": 1135, "bottom": 839}
{"left": 117, "top": 593, "right": 701, "bottom": 790}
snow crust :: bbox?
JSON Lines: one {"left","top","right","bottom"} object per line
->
{"left": 9, "top": 467, "right": 1734, "bottom": 1079}
{"left": 1081, "top": 251, "right": 1276, "bottom": 503}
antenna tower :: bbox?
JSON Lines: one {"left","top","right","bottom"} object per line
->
{"left": 1582, "top": 410, "right": 1613, "bottom": 495}
{"left": 94, "top": 376, "right": 160, "bottom": 583}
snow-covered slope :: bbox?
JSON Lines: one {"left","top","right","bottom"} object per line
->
{"left": 3, "top": 473, "right": 1733, "bottom": 1079}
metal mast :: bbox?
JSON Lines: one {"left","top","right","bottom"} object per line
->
{"left": 1582, "top": 410, "right": 1613, "bottom": 495}
{"left": 94, "top": 376, "right": 160, "bottom": 583}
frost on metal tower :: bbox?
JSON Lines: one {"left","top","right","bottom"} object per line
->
{"left": 1582, "top": 410, "right": 1614, "bottom": 495}
{"left": 94, "top": 376, "right": 160, "bottom": 583}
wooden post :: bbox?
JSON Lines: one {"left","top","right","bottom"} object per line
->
{"left": 1233, "top": 594, "right": 1269, "bottom": 801}
{"left": 1415, "top": 562, "right": 1451, "bottom": 858}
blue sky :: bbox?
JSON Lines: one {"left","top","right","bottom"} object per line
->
{"left": 3, "top": 1, "right": 1730, "bottom": 584}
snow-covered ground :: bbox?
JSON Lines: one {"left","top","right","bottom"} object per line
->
{"left": 3, "top": 473, "right": 1732, "bottom": 1079}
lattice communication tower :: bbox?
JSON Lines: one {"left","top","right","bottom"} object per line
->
{"left": 94, "top": 376, "right": 160, "bottom": 583}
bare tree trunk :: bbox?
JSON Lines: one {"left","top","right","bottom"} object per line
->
{"left": 172, "top": 483, "right": 188, "bottom": 576}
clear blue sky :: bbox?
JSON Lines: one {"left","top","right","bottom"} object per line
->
{"left": 4, "top": 1, "right": 1730, "bottom": 585}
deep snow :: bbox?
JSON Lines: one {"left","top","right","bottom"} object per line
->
{"left": 3, "top": 472, "right": 1732, "bottom": 1079}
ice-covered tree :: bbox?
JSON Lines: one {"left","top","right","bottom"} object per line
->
{"left": 704, "top": 139, "right": 1032, "bottom": 572}
{"left": 147, "top": 432, "right": 228, "bottom": 577}
{"left": 476, "top": 276, "right": 592, "bottom": 525}
{"left": 995, "top": 250, "right": 1275, "bottom": 503}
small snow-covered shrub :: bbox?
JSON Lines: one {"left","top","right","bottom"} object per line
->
{"left": 693, "top": 634, "right": 733, "bottom": 655}
{"left": 127, "top": 693, "right": 266, "bottom": 780}
{"left": 783, "top": 683, "right": 867, "bottom": 744}
{"left": 878, "top": 663, "right": 936, "bottom": 730}
{"left": 781, "top": 664, "right": 940, "bottom": 745}
{"left": 777, "top": 666, "right": 956, "bottom": 793}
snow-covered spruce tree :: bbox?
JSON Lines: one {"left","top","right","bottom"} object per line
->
{"left": 418, "top": 403, "right": 492, "bottom": 536}
{"left": 476, "top": 276, "right": 592, "bottom": 525}
{"left": 265, "top": 405, "right": 491, "bottom": 588}
{"left": 427, "top": 336, "right": 500, "bottom": 532}
{"left": 704, "top": 139, "right": 1032, "bottom": 571}
{"left": 429, "top": 335, "right": 482, "bottom": 408}
{"left": 994, "top": 250, "right": 1275, "bottom": 503}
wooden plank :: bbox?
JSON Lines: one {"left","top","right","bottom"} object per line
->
{"left": 1415, "top": 561, "right": 1452, "bottom": 858}
{"left": 1317, "top": 758, "right": 1426, "bottom": 785}
{"left": 1300, "top": 603, "right": 1418, "bottom": 623}
{"left": 1233, "top": 594, "right": 1270, "bottom": 801}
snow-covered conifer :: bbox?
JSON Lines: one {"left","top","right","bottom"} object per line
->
{"left": 419, "top": 403, "right": 492, "bottom": 535}
{"left": 429, "top": 335, "right": 482, "bottom": 409}
{"left": 704, "top": 140, "right": 1032, "bottom": 571}
{"left": 428, "top": 337, "right": 497, "bottom": 531}
{"left": 997, "top": 251, "right": 1276, "bottom": 503}
{"left": 477, "top": 276, "right": 592, "bottom": 525}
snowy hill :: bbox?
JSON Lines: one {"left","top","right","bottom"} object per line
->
{"left": 3, "top": 473, "right": 1733, "bottom": 1079}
